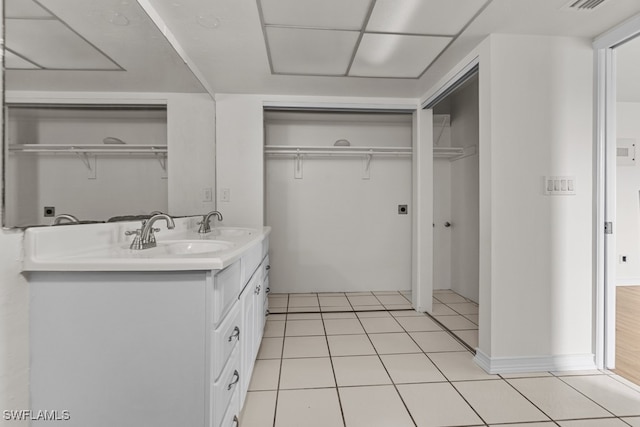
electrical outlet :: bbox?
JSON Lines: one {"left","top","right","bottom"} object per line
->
{"left": 221, "top": 188, "right": 231, "bottom": 202}
{"left": 201, "top": 188, "right": 212, "bottom": 202}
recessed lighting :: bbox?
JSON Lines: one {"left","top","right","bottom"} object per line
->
{"left": 196, "top": 13, "right": 221, "bottom": 29}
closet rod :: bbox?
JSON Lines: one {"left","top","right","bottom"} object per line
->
{"left": 264, "top": 146, "right": 412, "bottom": 156}
{"left": 8, "top": 144, "right": 167, "bottom": 154}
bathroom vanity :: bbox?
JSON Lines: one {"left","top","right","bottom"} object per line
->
{"left": 23, "top": 218, "right": 270, "bottom": 427}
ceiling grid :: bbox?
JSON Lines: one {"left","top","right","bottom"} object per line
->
{"left": 257, "top": 0, "right": 488, "bottom": 79}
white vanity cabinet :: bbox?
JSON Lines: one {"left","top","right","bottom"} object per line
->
{"left": 28, "top": 239, "right": 268, "bottom": 427}
{"left": 238, "top": 239, "right": 270, "bottom": 406}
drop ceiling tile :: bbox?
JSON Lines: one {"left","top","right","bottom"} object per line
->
{"left": 5, "top": 0, "right": 53, "bottom": 18}
{"left": 350, "top": 33, "right": 451, "bottom": 78}
{"left": 6, "top": 19, "right": 120, "bottom": 70}
{"left": 366, "top": 0, "right": 486, "bottom": 36}
{"left": 261, "top": 0, "right": 371, "bottom": 30}
{"left": 4, "top": 50, "right": 40, "bottom": 69}
{"left": 267, "top": 27, "right": 359, "bottom": 75}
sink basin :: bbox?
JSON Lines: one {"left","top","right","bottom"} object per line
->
{"left": 153, "top": 240, "right": 233, "bottom": 255}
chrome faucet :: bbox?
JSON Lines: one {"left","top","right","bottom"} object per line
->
{"left": 125, "top": 213, "right": 175, "bottom": 250}
{"left": 51, "top": 214, "right": 80, "bottom": 225}
{"left": 198, "top": 210, "right": 223, "bottom": 234}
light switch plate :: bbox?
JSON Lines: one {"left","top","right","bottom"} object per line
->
{"left": 544, "top": 176, "right": 575, "bottom": 195}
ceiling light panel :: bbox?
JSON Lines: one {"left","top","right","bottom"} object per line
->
{"left": 266, "top": 27, "right": 359, "bottom": 75}
{"left": 6, "top": 19, "right": 120, "bottom": 70}
{"left": 366, "top": 0, "right": 486, "bottom": 36}
{"left": 350, "top": 34, "right": 451, "bottom": 78}
{"left": 5, "top": 0, "right": 53, "bottom": 18}
{"left": 261, "top": 0, "right": 372, "bottom": 30}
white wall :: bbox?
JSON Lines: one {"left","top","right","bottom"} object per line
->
{"left": 616, "top": 102, "right": 640, "bottom": 284}
{"left": 167, "top": 94, "right": 217, "bottom": 217}
{"left": 449, "top": 79, "right": 480, "bottom": 303}
{"left": 265, "top": 113, "right": 412, "bottom": 293}
{"left": 481, "top": 34, "right": 594, "bottom": 363}
{"left": 215, "top": 94, "right": 265, "bottom": 227}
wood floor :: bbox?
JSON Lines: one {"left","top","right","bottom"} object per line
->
{"left": 616, "top": 285, "right": 640, "bottom": 385}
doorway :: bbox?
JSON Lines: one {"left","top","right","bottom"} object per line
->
{"left": 263, "top": 109, "right": 414, "bottom": 296}
{"left": 594, "top": 15, "right": 640, "bottom": 379}
{"left": 610, "top": 33, "right": 640, "bottom": 385}
{"left": 429, "top": 74, "right": 480, "bottom": 350}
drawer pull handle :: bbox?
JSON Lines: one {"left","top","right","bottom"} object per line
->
{"left": 228, "top": 326, "right": 240, "bottom": 342}
{"left": 265, "top": 265, "right": 271, "bottom": 271}
{"left": 232, "top": 415, "right": 239, "bottom": 427}
{"left": 227, "top": 370, "right": 240, "bottom": 390}
{"left": 255, "top": 284, "right": 261, "bottom": 295}
{"left": 266, "top": 286, "right": 270, "bottom": 294}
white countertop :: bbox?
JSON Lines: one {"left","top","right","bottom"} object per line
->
{"left": 22, "top": 216, "right": 270, "bottom": 272}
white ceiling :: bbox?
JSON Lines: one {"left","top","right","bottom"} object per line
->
{"left": 4, "top": 0, "right": 207, "bottom": 93}
{"left": 5, "top": 0, "right": 640, "bottom": 98}
{"left": 259, "top": 0, "right": 486, "bottom": 79}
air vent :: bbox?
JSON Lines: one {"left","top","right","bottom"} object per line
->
{"left": 562, "top": 0, "right": 608, "bottom": 11}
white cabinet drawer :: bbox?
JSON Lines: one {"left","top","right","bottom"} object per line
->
{"left": 211, "top": 261, "right": 241, "bottom": 326}
{"left": 212, "top": 347, "right": 241, "bottom": 427}
{"left": 212, "top": 302, "right": 241, "bottom": 381}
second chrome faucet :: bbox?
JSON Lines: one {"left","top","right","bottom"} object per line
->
{"left": 126, "top": 213, "right": 176, "bottom": 250}
{"left": 198, "top": 210, "right": 223, "bottom": 234}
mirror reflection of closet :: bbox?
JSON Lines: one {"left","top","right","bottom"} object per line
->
{"left": 3, "top": 0, "right": 208, "bottom": 228}
{"left": 431, "top": 74, "right": 480, "bottom": 350}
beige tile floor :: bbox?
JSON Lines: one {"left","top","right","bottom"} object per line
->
{"left": 241, "top": 290, "right": 640, "bottom": 427}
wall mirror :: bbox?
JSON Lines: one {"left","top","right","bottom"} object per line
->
{"left": 3, "top": 0, "right": 209, "bottom": 228}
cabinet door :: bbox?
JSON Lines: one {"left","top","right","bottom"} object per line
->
{"left": 239, "top": 280, "right": 256, "bottom": 402}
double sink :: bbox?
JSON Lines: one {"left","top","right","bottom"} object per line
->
{"left": 23, "top": 220, "right": 269, "bottom": 272}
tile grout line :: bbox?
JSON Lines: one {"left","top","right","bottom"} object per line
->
{"left": 392, "top": 313, "right": 489, "bottom": 427}
{"left": 319, "top": 308, "right": 348, "bottom": 427}
{"left": 352, "top": 307, "right": 419, "bottom": 427}
{"left": 270, "top": 293, "right": 289, "bottom": 427}
{"left": 555, "top": 375, "right": 621, "bottom": 419}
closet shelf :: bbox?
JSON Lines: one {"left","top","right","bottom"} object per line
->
{"left": 8, "top": 144, "right": 167, "bottom": 155}
{"left": 264, "top": 145, "right": 412, "bottom": 157}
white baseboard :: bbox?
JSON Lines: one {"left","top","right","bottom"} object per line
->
{"left": 474, "top": 349, "right": 597, "bottom": 374}
{"left": 616, "top": 279, "right": 640, "bottom": 286}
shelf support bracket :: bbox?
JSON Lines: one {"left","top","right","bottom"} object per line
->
{"left": 155, "top": 154, "right": 168, "bottom": 179}
{"left": 76, "top": 151, "right": 97, "bottom": 179}
{"left": 362, "top": 151, "right": 372, "bottom": 180}
{"left": 294, "top": 150, "right": 303, "bottom": 179}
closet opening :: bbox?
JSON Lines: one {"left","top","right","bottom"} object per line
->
{"left": 428, "top": 73, "right": 480, "bottom": 351}
{"left": 263, "top": 108, "right": 415, "bottom": 313}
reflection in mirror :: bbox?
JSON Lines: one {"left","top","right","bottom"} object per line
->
{"left": 3, "top": 0, "right": 209, "bottom": 228}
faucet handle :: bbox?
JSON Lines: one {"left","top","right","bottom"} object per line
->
{"left": 124, "top": 229, "right": 140, "bottom": 236}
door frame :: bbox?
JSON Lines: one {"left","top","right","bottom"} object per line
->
{"left": 593, "top": 14, "right": 640, "bottom": 370}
